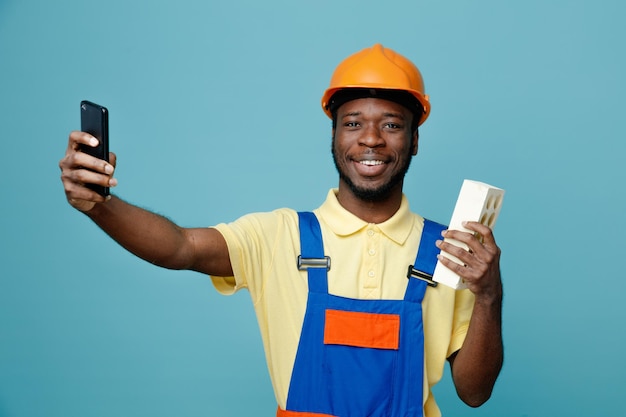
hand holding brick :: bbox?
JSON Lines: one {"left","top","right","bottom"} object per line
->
{"left": 432, "top": 180, "right": 505, "bottom": 290}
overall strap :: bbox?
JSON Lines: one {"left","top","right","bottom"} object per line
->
{"left": 405, "top": 218, "right": 447, "bottom": 303}
{"left": 297, "top": 212, "right": 330, "bottom": 294}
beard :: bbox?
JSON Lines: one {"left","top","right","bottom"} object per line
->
{"left": 331, "top": 140, "right": 413, "bottom": 203}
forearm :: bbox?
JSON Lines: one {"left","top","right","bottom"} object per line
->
{"left": 451, "top": 291, "right": 503, "bottom": 407}
{"left": 85, "top": 195, "right": 192, "bottom": 270}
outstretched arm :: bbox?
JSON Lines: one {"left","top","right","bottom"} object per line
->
{"left": 59, "top": 131, "right": 233, "bottom": 277}
{"left": 436, "top": 221, "right": 503, "bottom": 407}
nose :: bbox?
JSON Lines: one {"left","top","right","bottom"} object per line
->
{"left": 359, "top": 124, "right": 385, "bottom": 148}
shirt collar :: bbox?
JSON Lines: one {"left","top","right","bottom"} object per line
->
{"left": 316, "top": 189, "right": 415, "bottom": 245}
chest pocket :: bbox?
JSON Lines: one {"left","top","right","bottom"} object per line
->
{"left": 324, "top": 309, "right": 400, "bottom": 350}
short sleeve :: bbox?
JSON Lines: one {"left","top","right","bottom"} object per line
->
{"left": 209, "top": 209, "right": 300, "bottom": 301}
{"left": 447, "top": 288, "right": 475, "bottom": 357}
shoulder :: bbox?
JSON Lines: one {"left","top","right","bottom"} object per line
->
{"left": 219, "top": 207, "right": 299, "bottom": 228}
{"left": 213, "top": 208, "right": 301, "bottom": 247}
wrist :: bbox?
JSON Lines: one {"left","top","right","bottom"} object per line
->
{"left": 473, "top": 284, "right": 503, "bottom": 310}
{"left": 84, "top": 194, "right": 114, "bottom": 218}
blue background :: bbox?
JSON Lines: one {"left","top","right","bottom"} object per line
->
{"left": 1, "top": 0, "right": 624, "bottom": 416}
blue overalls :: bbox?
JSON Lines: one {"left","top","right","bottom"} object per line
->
{"left": 277, "top": 212, "right": 446, "bottom": 417}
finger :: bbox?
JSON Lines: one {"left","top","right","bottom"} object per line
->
{"left": 440, "top": 228, "right": 485, "bottom": 258}
{"left": 65, "top": 183, "right": 108, "bottom": 203}
{"left": 109, "top": 152, "right": 117, "bottom": 168}
{"left": 437, "top": 244, "right": 491, "bottom": 282}
{"left": 460, "top": 221, "right": 497, "bottom": 247}
{"left": 68, "top": 130, "right": 98, "bottom": 151}
{"left": 61, "top": 173, "right": 108, "bottom": 208}
{"left": 436, "top": 238, "right": 474, "bottom": 266}
{"left": 62, "top": 131, "right": 112, "bottom": 174}
{"left": 436, "top": 253, "right": 476, "bottom": 280}
{"left": 77, "top": 167, "right": 116, "bottom": 188}
{"left": 72, "top": 151, "right": 115, "bottom": 175}
{"left": 61, "top": 160, "right": 117, "bottom": 192}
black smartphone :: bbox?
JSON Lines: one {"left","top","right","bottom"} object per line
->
{"left": 80, "top": 100, "right": 110, "bottom": 196}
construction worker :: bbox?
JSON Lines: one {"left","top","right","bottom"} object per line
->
{"left": 59, "top": 44, "right": 503, "bottom": 417}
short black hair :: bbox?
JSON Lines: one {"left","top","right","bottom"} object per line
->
{"left": 328, "top": 88, "right": 423, "bottom": 133}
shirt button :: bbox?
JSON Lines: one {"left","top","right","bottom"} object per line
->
{"left": 368, "top": 249, "right": 376, "bottom": 256}
{"left": 368, "top": 270, "right": 375, "bottom": 277}
{"left": 367, "top": 230, "right": 375, "bottom": 236}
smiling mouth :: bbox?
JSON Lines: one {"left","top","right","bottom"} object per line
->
{"left": 358, "top": 160, "right": 385, "bottom": 166}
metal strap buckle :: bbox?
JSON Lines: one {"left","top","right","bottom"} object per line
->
{"left": 407, "top": 265, "right": 438, "bottom": 287}
{"left": 297, "top": 256, "right": 331, "bottom": 271}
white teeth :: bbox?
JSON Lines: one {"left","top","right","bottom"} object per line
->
{"left": 360, "top": 160, "right": 384, "bottom": 166}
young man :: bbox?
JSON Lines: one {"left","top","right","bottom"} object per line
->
{"left": 60, "top": 44, "right": 503, "bottom": 417}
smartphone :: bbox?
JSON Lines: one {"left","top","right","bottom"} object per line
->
{"left": 80, "top": 100, "right": 110, "bottom": 196}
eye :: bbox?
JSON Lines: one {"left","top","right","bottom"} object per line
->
{"left": 344, "top": 121, "right": 360, "bottom": 128}
{"left": 384, "top": 122, "right": 402, "bottom": 129}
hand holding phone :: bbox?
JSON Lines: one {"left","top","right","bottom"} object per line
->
{"left": 79, "top": 100, "right": 110, "bottom": 196}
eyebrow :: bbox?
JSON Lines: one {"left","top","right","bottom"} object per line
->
{"left": 341, "top": 111, "right": 362, "bottom": 119}
{"left": 382, "top": 112, "right": 406, "bottom": 120}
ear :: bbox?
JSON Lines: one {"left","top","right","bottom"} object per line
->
{"left": 410, "top": 129, "right": 419, "bottom": 155}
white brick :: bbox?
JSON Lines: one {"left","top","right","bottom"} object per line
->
{"left": 432, "top": 180, "right": 505, "bottom": 289}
